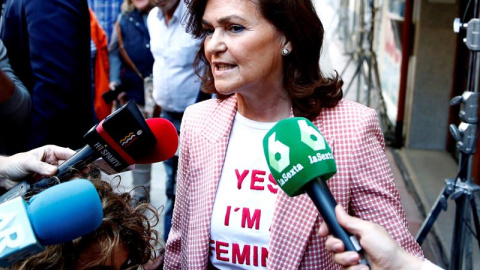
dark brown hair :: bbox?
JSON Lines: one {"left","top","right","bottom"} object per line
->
{"left": 7, "top": 175, "right": 161, "bottom": 270}
{"left": 184, "top": 0, "right": 343, "bottom": 120}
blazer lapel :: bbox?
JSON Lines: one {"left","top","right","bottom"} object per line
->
{"left": 195, "top": 96, "right": 238, "bottom": 265}
{"left": 199, "top": 96, "right": 237, "bottom": 144}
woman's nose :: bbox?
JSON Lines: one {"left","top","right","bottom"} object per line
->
{"left": 205, "top": 29, "right": 227, "bottom": 54}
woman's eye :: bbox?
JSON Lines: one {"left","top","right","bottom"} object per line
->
{"left": 229, "top": 25, "right": 244, "bottom": 33}
{"left": 201, "top": 27, "right": 214, "bottom": 36}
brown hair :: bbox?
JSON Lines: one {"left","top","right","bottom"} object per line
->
{"left": 184, "top": 0, "right": 343, "bottom": 120}
{"left": 7, "top": 175, "right": 161, "bottom": 270}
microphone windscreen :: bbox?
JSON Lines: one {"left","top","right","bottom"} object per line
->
{"left": 27, "top": 179, "right": 103, "bottom": 245}
{"left": 262, "top": 117, "right": 337, "bottom": 196}
{"left": 136, "top": 118, "right": 179, "bottom": 164}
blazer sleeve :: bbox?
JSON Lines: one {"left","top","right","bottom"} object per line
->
{"left": 24, "top": 0, "right": 95, "bottom": 149}
{"left": 348, "top": 108, "right": 424, "bottom": 258}
{"left": 164, "top": 106, "right": 192, "bottom": 268}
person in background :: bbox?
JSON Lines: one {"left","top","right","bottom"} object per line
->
{"left": 87, "top": 0, "right": 122, "bottom": 122}
{"left": 87, "top": 0, "right": 124, "bottom": 43}
{"left": 163, "top": 0, "right": 424, "bottom": 269}
{"left": 1, "top": 0, "right": 96, "bottom": 155}
{"left": 146, "top": 0, "right": 205, "bottom": 242}
{"left": 0, "top": 39, "right": 30, "bottom": 154}
{"left": 109, "top": 0, "right": 155, "bottom": 203}
{"left": 90, "top": 8, "right": 113, "bottom": 121}
{"left": 319, "top": 205, "right": 444, "bottom": 270}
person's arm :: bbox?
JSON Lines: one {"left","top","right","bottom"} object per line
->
{"left": 319, "top": 205, "right": 442, "bottom": 270}
{"left": 23, "top": 0, "right": 94, "bottom": 150}
{"left": 346, "top": 107, "right": 424, "bottom": 258}
{"left": 0, "top": 145, "right": 75, "bottom": 183}
{"left": 163, "top": 107, "right": 191, "bottom": 268}
{"left": 0, "top": 71, "right": 15, "bottom": 103}
{"left": 0, "top": 40, "right": 30, "bottom": 123}
{"left": 108, "top": 13, "right": 123, "bottom": 90}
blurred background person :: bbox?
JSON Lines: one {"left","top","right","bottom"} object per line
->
{"left": 0, "top": 39, "right": 30, "bottom": 154}
{"left": 146, "top": 0, "right": 207, "bottom": 242}
{"left": 90, "top": 8, "right": 113, "bottom": 121}
{"left": 87, "top": 0, "right": 123, "bottom": 43}
{"left": 0, "top": 0, "right": 96, "bottom": 155}
{"left": 108, "top": 0, "right": 155, "bottom": 203}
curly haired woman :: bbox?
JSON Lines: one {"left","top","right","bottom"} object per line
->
{"left": 5, "top": 175, "right": 162, "bottom": 270}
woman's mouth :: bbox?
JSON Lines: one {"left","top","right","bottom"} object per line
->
{"left": 215, "top": 64, "right": 236, "bottom": 71}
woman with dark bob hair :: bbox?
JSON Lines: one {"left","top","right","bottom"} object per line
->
{"left": 164, "top": 0, "right": 424, "bottom": 269}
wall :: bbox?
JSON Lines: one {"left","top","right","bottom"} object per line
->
{"left": 404, "top": 0, "right": 458, "bottom": 149}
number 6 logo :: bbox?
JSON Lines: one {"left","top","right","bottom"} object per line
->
{"left": 298, "top": 120, "right": 326, "bottom": 151}
{"left": 267, "top": 132, "right": 290, "bottom": 173}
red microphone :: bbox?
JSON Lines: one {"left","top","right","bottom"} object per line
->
{"left": 86, "top": 117, "right": 178, "bottom": 174}
{"left": 55, "top": 101, "right": 179, "bottom": 180}
{"left": 0, "top": 102, "right": 178, "bottom": 204}
{"left": 138, "top": 118, "right": 178, "bottom": 164}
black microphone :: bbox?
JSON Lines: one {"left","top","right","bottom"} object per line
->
{"left": 0, "top": 101, "right": 178, "bottom": 203}
{"left": 262, "top": 117, "right": 369, "bottom": 266}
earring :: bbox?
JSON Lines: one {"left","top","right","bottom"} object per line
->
{"left": 282, "top": 48, "right": 290, "bottom": 56}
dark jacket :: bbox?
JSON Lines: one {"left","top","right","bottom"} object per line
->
{"left": 1, "top": 0, "right": 96, "bottom": 154}
{"left": 109, "top": 9, "right": 154, "bottom": 105}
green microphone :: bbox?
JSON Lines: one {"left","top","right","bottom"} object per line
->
{"left": 263, "top": 117, "right": 369, "bottom": 265}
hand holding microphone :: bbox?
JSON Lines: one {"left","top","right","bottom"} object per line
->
{"left": 262, "top": 117, "right": 369, "bottom": 266}
{"left": 0, "top": 145, "right": 75, "bottom": 182}
{"left": 0, "top": 101, "right": 178, "bottom": 203}
{"left": 0, "top": 179, "right": 103, "bottom": 267}
{"left": 53, "top": 100, "right": 178, "bottom": 180}
{"left": 319, "top": 205, "right": 436, "bottom": 270}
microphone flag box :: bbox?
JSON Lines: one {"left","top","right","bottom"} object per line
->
{"left": 262, "top": 117, "right": 337, "bottom": 196}
{"left": 84, "top": 101, "right": 157, "bottom": 171}
{"left": 0, "top": 197, "right": 43, "bottom": 267}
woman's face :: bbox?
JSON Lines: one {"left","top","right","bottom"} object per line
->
{"left": 202, "top": 0, "right": 290, "bottom": 97}
{"left": 132, "top": 0, "right": 151, "bottom": 11}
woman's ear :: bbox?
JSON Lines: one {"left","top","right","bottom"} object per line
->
{"left": 283, "top": 40, "right": 292, "bottom": 53}
{"left": 281, "top": 40, "right": 292, "bottom": 56}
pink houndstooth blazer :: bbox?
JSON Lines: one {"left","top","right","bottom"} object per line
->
{"left": 164, "top": 96, "right": 424, "bottom": 269}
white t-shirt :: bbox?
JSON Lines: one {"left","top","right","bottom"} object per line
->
{"left": 209, "top": 112, "right": 278, "bottom": 269}
{"left": 421, "top": 260, "right": 444, "bottom": 270}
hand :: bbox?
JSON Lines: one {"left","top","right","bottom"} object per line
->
{"left": 117, "top": 91, "right": 127, "bottom": 104}
{"left": 318, "top": 205, "right": 424, "bottom": 270}
{"left": 0, "top": 145, "right": 76, "bottom": 181}
{"left": 109, "top": 81, "right": 120, "bottom": 91}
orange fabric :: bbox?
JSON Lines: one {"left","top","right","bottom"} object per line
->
{"left": 89, "top": 8, "right": 112, "bottom": 121}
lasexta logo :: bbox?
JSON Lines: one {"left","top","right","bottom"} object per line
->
{"left": 298, "top": 120, "right": 326, "bottom": 151}
{"left": 267, "top": 132, "right": 290, "bottom": 173}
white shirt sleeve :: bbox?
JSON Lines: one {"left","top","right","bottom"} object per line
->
{"left": 421, "top": 260, "right": 444, "bottom": 270}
